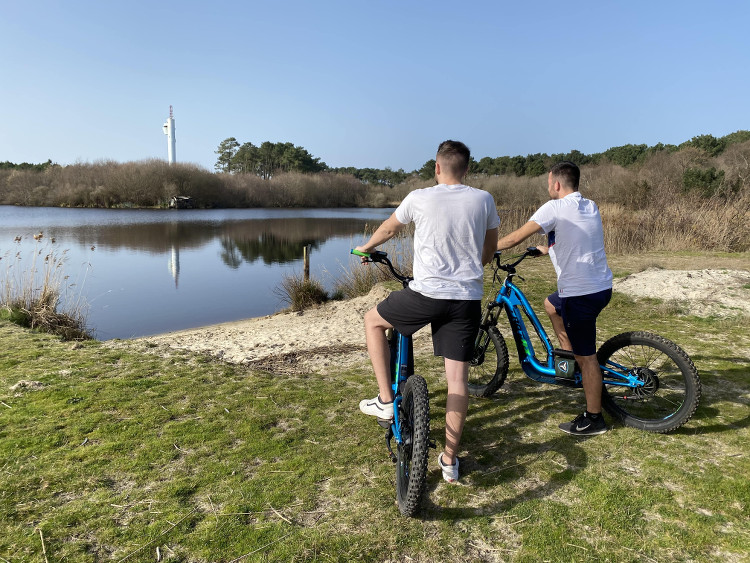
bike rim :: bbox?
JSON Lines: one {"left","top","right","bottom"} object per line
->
{"left": 604, "top": 343, "right": 688, "bottom": 421}
{"left": 468, "top": 329, "right": 496, "bottom": 388}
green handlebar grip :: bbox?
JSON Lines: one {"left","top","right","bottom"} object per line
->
{"left": 351, "top": 249, "right": 370, "bottom": 257}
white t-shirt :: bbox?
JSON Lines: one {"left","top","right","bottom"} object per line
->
{"left": 529, "top": 191, "right": 613, "bottom": 297}
{"left": 395, "top": 184, "right": 500, "bottom": 300}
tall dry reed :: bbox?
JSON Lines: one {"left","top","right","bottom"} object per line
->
{"left": 1, "top": 235, "right": 91, "bottom": 340}
{"left": 332, "top": 225, "right": 415, "bottom": 299}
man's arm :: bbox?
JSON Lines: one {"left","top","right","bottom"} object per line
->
{"left": 497, "top": 221, "right": 542, "bottom": 251}
{"left": 482, "top": 227, "right": 499, "bottom": 265}
{"left": 355, "top": 213, "right": 407, "bottom": 254}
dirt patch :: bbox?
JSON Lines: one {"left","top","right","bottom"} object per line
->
{"left": 613, "top": 268, "right": 750, "bottom": 317}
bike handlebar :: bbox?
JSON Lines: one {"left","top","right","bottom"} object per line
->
{"left": 351, "top": 249, "right": 412, "bottom": 285}
{"left": 493, "top": 246, "right": 543, "bottom": 272}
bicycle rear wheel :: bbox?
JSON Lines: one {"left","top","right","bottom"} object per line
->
{"left": 396, "top": 375, "right": 430, "bottom": 517}
{"left": 468, "top": 326, "right": 509, "bottom": 397}
{"left": 598, "top": 331, "right": 701, "bottom": 433}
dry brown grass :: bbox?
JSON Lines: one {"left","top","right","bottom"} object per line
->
{"left": 332, "top": 227, "right": 414, "bottom": 299}
{"left": 1, "top": 235, "right": 91, "bottom": 340}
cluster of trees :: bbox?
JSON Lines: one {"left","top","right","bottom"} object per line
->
{"left": 0, "top": 159, "right": 55, "bottom": 172}
{"left": 215, "top": 138, "right": 326, "bottom": 178}
{"left": 215, "top": 138, "right": 410, "bottom": 187}
{"left": 329, "top": 166, "right": 409, "bottom": 187}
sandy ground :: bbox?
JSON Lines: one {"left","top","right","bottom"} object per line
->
{"left": 612, "top": 268, "right": 750, "bottom": 317}
{"left": 129, "top": 284, "right": 434, "bottom": 374}
{"left": 127, "top": 268, "right": 750, "bottom": 372}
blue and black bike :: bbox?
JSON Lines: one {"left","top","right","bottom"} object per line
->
{"left": 468, "top": 248, "right": 701, "bottom": 433}
{"left": 351, "top": 249, "right": 432, "bottom": 517}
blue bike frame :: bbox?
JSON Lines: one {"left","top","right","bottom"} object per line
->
{"left": 493, "top": 276, "right": 645, "bottom": 390}
{"left": 389, "top": 330, "right": 413, "bottom": 444}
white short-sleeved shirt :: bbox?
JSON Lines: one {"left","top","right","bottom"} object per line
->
{"left": 530, "top": 191, "right": 613, "bottom": 297}
{"left": 395, "top": 184, "right": 501, "bottom": 300}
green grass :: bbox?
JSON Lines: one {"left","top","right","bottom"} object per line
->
{"left": 1, "top": 252, "right": 749, "bottom": 561}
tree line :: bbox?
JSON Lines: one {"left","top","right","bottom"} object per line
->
{"left": 0, "top": 159, "right": 55, "bottom": 172}
{"left": 3, "top": 129, "right": 748, "bottom": 210}
{"left": 216, "top": 131, "right": 750, "bottom": 187}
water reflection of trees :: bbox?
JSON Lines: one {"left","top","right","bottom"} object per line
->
{"left": 223, "top": 234, "right": 320, "bottom": 266}
{"left": 52, "top": 217, "right": 371, "bottom": 264}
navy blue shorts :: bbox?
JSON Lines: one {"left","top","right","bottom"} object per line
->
{"left": 547, "top": 289, "right": 612, "bottom": 356}
{"left": 377, "top": 287, "right": 481, "bottom": 362}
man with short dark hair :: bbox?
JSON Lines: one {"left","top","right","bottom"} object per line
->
{"left": 497, "top": 161, "right": 613, "bottom": 436}
{"left": 356, "top": 140, "right": 500, "bottom": 483}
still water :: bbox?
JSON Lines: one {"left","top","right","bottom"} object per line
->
{"left": 0, "top": 206, "right": 394, "bottom": 340}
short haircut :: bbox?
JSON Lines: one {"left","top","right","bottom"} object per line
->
{"left": 549, "top": 161, "right": 580, "bottom": 190}
{"left": 436, "top": 140, "right": 470, "bottom": 178}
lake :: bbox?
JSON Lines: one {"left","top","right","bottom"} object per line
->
{"left": 0, "top": 206, "right": 394, "bottom": 339}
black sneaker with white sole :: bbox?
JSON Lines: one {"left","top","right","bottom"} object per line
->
{"left": 559, "top": 412, "right": 607, "bottom": 436}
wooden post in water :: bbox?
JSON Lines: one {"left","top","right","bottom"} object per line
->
{"left": 303, "top": 244, "right": 311, "bottom": 281}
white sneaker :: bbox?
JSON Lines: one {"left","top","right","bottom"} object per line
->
{"left": 438, "top": 453, "right": 459, "bottom": 483}
{"left": 359, "top": 395, "right": 394, "bottom": 420}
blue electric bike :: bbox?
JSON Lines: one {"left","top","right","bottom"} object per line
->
{"left": 468, "top": 248, "right": 701, "bottom": 433}
{"left": 351, "top": 249, "right": 432, "bottom": 516}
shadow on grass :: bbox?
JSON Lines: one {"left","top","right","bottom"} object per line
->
{"left": 422, "top": 378, "right": 590, "bottom": 519}
{"left": 674, "top": 357, "right": 750, "bottom": 435}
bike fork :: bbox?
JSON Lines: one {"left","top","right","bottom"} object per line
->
{"left": 379, "top": 420, "right": 436, "bottom": 463}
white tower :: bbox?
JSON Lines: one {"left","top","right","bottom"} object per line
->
{"left": 163, "top": 105, "right": 176, "bottom": 164}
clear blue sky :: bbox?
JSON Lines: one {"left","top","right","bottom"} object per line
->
{"left": 1, "top": 1, "right": 748, "bottom": 172}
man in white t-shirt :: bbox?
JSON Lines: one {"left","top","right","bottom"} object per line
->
{"left": 355, "top": 140, "right": 500, "bottom": 483}
{"left": 497, "top": 161, "right": 613, "bottom": 436}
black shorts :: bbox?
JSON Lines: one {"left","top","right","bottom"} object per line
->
{"left": 376, "top": 287, "right": 481, "bottom": 362}
{"left": 547, "top": 289, "right": 612, "bottom": 356}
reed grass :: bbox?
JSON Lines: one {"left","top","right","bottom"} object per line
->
{"left": 0, "top": 234, "right": 91, "bottom": 340}
{"left": 332, "top": 226, "right": 414, "bottom": 299}
{"left": 274, "top": 274, "right": 329, "bottom": 312}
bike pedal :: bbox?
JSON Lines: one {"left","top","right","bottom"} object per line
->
{"left": 377, "top": 418, "right": 392, "bottom": 429}
{"left": 428, "top": 440, "right": 437, "bottom": 449}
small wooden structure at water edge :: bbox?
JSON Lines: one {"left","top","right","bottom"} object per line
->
{"left": 168, "top": 196, "right": 194, "bottom": 209}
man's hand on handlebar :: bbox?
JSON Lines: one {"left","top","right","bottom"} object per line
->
{"left": 353, "top": 246, "right": 373, "bottom": 264}
{"left": 526, "top": 245, "right": 548, "bottom": 257}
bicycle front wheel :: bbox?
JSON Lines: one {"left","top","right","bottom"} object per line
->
{"left": 598, "top": 331, "right": 701, "bottom": 433}
{"left": 396, "top": 375, "right": 430, "bottom": 517}
{"left": 468, "top": 326, "right": 509, "bottom": 398}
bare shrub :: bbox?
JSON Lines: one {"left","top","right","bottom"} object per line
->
{"left": 601, "top": 194, "right": 750, "bottom": 254}
{"left": 717, "top": 140, "right": 750, "bottom": 192}
{"left": 470, "top": 174, "right": 548, "bottom": 210}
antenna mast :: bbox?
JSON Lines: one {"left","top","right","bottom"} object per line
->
{"left": 163, "top": 106, "right": 176, "bottom": 165}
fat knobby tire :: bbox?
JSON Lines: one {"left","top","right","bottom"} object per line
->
{"left": 396, "top": 375, "right": 430, "bottom": 517}
{"left": 598, "top": 331, "right": 701, "bottom": 433}
{"left": 468, "top": 327, "right": 510, "bottom": 398}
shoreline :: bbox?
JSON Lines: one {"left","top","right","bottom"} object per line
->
{"left": 120, "top": 267, "right": 750, "bottom": 373}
